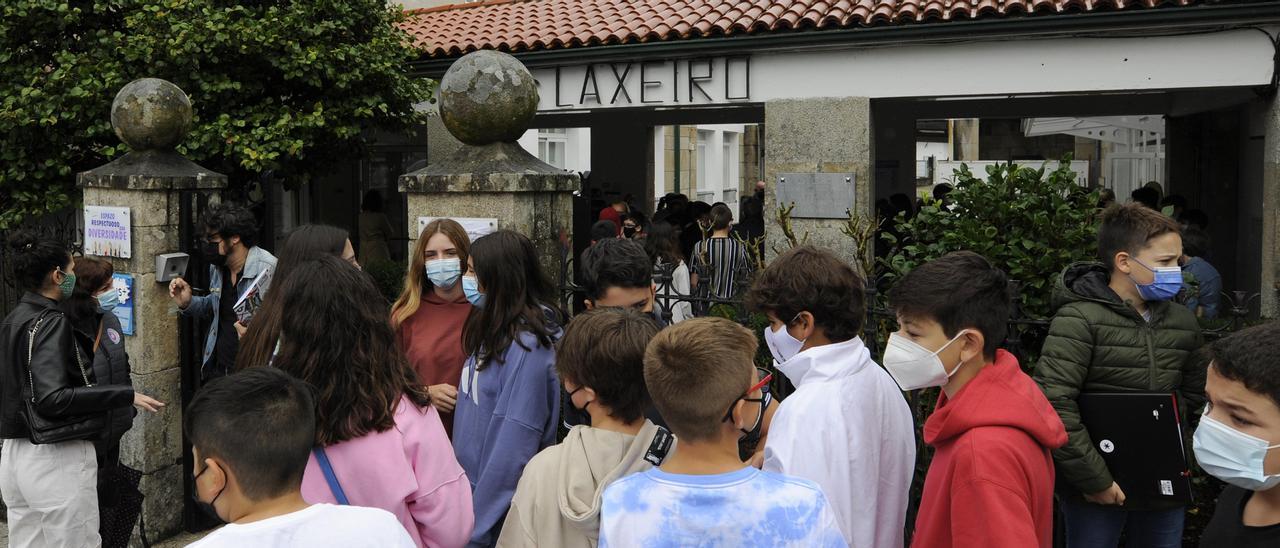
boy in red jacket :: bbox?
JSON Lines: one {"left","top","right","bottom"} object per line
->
{"left": 885, "top": 251, "right": 1068, "bottom": 547}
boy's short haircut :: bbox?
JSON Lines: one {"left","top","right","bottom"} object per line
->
{"left": 745, "top": 246, "right": 865, "bottom": 342}
{"left": 556, "top": 308, "right": 660, "bottom": 423}
{"left": 889, "top": 251, "right": 1012, "bottom": 358}
{"left": 1182, "top": 227, "right": 1211, "bottom": 258}
{"left": 1205, "top": 322, "right": 1280, "bottom": 407}
{"left": 591, "top": 220, "right": 618, "bottom": 242}
{"left": 644, "top": 317, "right": 755, "bottom": 442}
{"left": 579, "top": 238, "right": 652, "bottom": 301}
{"left": 184, "top": 368, "right": 317, "bottom": 500}
{"left": 1097, "top": 203, "right": 1182, "bottom": 270}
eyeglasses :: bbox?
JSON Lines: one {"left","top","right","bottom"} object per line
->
{"left": 723, "top": 367, "right": 773, "bottom": 430}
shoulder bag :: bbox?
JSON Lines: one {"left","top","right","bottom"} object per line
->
{"left": 24, "top": 310, "right": 107, "bottom": 444}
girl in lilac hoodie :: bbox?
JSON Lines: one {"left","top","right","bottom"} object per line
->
{"left": 452, "top": 231, "right": 565, "bottom": 548}
{"left": 272, "top": 255, "right": 474, "bottom": 548}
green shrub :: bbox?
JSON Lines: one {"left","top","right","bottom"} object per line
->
{"left": 365, "top": 260, "right": 406, "bottom": 305}
{"left": 884, "top": 157, "right": 1100, "bottom": 319}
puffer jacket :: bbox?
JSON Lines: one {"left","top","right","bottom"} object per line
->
{"left": 79, "top": 312, "right": 136, "bottom": 456}
{"left": 1032, "top": 263, "right": 1205, "bottom": 507}
{"left": 1, "top": 292, "right": 134, "bottom": 440}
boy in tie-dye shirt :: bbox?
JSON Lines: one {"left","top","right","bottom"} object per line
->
{"left": 599, "top": 318, "right": 846, "bottom": 548}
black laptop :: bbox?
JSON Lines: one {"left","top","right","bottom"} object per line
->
{"left": 1077, "top": 392, "right": 1193, "bottom": 508}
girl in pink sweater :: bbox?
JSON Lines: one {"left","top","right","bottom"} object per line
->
{"left": 272, "top": 255, "right": 474, "bottom": 547}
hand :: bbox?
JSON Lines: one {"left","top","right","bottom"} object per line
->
{"left": 1084, "top": 482, "right": 1126, "bottom": 506}
{"left": 233, "top": 321, "right": 248, "bottom": 338}
{"left": 746, "top": 450, "right": 765, "bottom": 469}
{"left": 429, "top": 384, "right": 459, "bottom": 414}
{"left": 133, "top": 393, "right": 166, "bottom": 414}
{"left": 169, "top": 278, "right": 192, "bottom": 309}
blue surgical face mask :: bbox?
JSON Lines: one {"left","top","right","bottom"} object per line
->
{"left": 1129, "top": 258, "right": 1182, "bottom": 302}
{"left": 462, "top": 275, "right": 485, "bottom": 307}
{"left": 425, "top": 258, "right": 462, "bottom": 288}
{"left": 1193, "top": 410, "right": 1280, "bottom": 491}
{"left": 95, "top": 288, "right": 120, "bottom": 312}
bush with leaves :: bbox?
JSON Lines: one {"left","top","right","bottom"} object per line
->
{"left": 0, "top": 0, "right": 433, "bottom": 228}
{"left": 883, "top": 158, "right": 1100, "bottom": 319}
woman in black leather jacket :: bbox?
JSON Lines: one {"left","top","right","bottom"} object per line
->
{"left": 0, "top": 232, "right": 163, "bottom": 548}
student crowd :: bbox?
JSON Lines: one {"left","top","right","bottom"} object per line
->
{"left": 1, "top": 199, "right": 1278, "bottom": 548}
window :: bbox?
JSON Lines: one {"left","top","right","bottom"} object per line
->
{"left": 538, "top": 128, "right": 568, "bottom": 169}
{"left": 697, "top": 130, "right": 712, "bottom": 193}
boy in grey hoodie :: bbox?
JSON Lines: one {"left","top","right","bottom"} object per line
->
{"left": 497, "top": 308, "right": 669, "bottom": 548}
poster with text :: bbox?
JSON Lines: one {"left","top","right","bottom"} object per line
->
{"left": 85, "top": 206, "right": 132, "bottom": 258}
{"left": 417, "top": 217, "right": 498, "bottom": 243}
{"left": 111, "top": 273, "right": 135, "bottom": 336}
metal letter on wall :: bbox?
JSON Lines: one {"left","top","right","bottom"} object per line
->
{"left": 775, "top": 173, "right": 856, "bottom": 219}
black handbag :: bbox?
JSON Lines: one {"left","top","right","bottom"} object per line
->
{"left": 23, "top": 310, "right": 106, "bottom": 445}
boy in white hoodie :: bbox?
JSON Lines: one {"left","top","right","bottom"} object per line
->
{"left": 745, "top": 246, "right": 916, "bottom": 548}
{"left": 497, "top": 308, "right": 668, "bottom": 548}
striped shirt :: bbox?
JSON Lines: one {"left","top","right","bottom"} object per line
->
{"left": 692, "top": 237, "right": 750, "bottom": 300}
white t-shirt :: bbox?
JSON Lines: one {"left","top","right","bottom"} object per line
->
{"left": 187, "top": 504, "right": 415, "bottom": 548}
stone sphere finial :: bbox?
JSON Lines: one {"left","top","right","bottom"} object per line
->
{"left": 438, "top": 50, "right": 538, "bottom": 146}
{"left": 111, "top": 78, "right": 193, "bottom": 151}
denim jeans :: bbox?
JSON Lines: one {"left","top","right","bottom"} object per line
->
{"left": 1061, "top": 498, "right": 1185, "bottom": 548}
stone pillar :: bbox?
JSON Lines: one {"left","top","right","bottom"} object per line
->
{"left": 399, "top": 51, "right": 578, "bottom": 276}
{"left": 77, "top": 79, "right": 226, "bottom": 541}
{"left": 1262, "top": 96, "right": 1280, "bottom": 318}
{"left": 763, "top": 97, "right": 873, "bottom": 267}
{"left": 952, "top": 118, "right": 980, "bottom": 161}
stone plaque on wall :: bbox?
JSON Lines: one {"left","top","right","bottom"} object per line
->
{"left": 776, "top": 173, "right": 855, "bottom": 219}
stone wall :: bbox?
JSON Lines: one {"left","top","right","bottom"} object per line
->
{"left": 762, "top": 97, "right": 873, "bottom": 267}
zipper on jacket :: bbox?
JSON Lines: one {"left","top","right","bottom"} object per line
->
{"left": 1144, "top": 322, "right": 1158, "bottom": 391}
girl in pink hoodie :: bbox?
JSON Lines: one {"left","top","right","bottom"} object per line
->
{"left": 271, "top": 255, "right": 474, "bottom": 547}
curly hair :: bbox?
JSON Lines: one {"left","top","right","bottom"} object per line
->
{"left": 272, "top": 255, "right": 430, "bottom": 446}
{"left": 745, "top": 246, "right": 865, "bottom": 342}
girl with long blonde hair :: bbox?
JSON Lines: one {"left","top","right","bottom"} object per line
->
{"left": 390, "top": 219, "right": 473, "bottom": 436}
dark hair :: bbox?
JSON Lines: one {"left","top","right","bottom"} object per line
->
{"left": 463, "top": 231, "right": 563, "bottom": 370}
{"left": 184, "top": 368, "right": 317, "bottom": 500}
{"left": 644, "top": 317, "right": 756, "bottom": 441}
{"left": 623, "top": 211, "right": 647, "bottom": 230}
{"left": 1206, "top": 322, "right": 1280, "bottom": 407}
{"left": 236, "top": 225, "right": 349, "bottom": 371}
{"left": 6, "top": 230, "right": 70, "bottom": 292}
{"left": 932, "top": 183, "right": 954, "bottom": 201}
{"left": 273, "top": 255, "right": 430, "bottom": 445}
{"left": 580, "top": 238, "right": 652, "bottom": 301}
{"left": 556, "top": 308, "right": 659, "bottom": 424}
{"left": 63, "top": 256, "right": 114, "bottom": 334}
{"left": 889, "top": 193, "right": 915, "bottom": 220}
{"left": 1098, "top": 203, "right": 1182, "bottom": 269}
{"left": 1182, "top": 226, "right": 1211, "bottom": 258}
{"left": 645, "top": 221, "right": 684, "bottom": 265}
{"left": 746, "top": 246, "right": 865, "bottom": 342}
{"left": 1130, "top": 187, "right": 1160, "bottom": 210}
{"left": 361, "top": 190, "right": 384, "bottom": 213}
{"left": 709, "top": 203, "right": 733, "bottom": 231}
{"left": 203, "top": 202, "right": 260, "bottom": 248}
{"left": 689, "top": 201, "right": 712, "bottom": 221}
{"left": 1183, "top": 209, "right": 1209, "bottom": 230}
{"left": 888, "top": 251, "right": 1012, "bottom": 358}
{"left": 590, "top": 220, "right": 618, "bottom": 242}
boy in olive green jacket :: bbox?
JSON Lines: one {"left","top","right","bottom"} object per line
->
{"left": 1033, "top": 203, "right": 1205, "bottom": 548}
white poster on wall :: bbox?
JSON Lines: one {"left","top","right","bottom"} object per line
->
{"left": 417, "top": 217, "right": 498, "bottom": 244}
{"left": 84, "top": 206, "right": 132, "bottom": 258}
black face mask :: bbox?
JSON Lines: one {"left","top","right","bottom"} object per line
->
{"left": 192, "top": 462, "right": 226, "bottom": 524}
{"left": 623, "top": 227, "right": 637, "bottom": 238}
{"left": 202, "top": 240, "right": 227, "bottom": 267}
{"left": 561, "top": 386, "right": 591, "bottom": 428}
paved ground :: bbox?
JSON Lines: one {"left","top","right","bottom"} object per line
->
{"left": 0, "top": 520, "right": 208, "bottom": 547}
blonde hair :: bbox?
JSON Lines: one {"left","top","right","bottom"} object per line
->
{"left": 390, "top": 219, "right": 471, "bottom": 330}
{"left": 643, "top": 317, "right": 756, "bottom": 441}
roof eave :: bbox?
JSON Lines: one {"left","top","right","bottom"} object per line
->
{"left": 407, "top": 2, "right": 1280, "bottom": 78}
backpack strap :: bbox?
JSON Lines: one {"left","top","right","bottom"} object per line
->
{"left": 312, "top": 447, "right": 349, "bottom": 505}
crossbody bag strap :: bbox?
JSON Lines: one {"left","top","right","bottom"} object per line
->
{"left": 93, "top": 318, "right": 105, "bottom": 353}
{"left": 312, "top": 446, "right": 349, "bottom": 505}
{"left": 26, "top": 310, "right": 93, "bottom": 405}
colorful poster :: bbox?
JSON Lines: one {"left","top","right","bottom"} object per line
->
{"left": 84, "top": 206, "right": 132, "bottom": 258}
{"left": 417, "top": 217, "right": 498, "bottom": 243}
{"left": 110, "top": 273, "right": 135, "bottom": 336}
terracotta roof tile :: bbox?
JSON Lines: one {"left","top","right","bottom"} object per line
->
{"left": 401, "top": 0, "right": 1205, "bottom": 58}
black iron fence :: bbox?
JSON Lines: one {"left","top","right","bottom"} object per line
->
{"left": 0, "top": 207, "right": 84, "bottom": 318}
